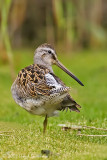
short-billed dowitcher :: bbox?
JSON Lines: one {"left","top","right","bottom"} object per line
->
{"left": 11, "top": 44, "right": 84, "bottom": 133}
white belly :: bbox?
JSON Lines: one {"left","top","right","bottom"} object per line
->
{"left": 13, "top": 93, "right": 67, "bottom": 117}
{"left": 11, "top": 82, "right": 68, "bottom": 117}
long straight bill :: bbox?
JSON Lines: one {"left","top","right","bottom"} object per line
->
{"left": 56, "top": 60, "right": 84, "bottom": 86}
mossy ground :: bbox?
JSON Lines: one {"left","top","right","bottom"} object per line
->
{"left": 0, "top": 49, "right": 107, "bottom": 160}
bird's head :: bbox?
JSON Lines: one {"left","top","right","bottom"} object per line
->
{"left": 34, "top": 43, "right": 57, "bottom": 66}
{"left": 34, "top": 43, "right": 84, "bottom": 86}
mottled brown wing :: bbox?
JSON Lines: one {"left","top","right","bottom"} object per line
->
{"left": 17, "top": 64, "right": 54, "bottom": 97}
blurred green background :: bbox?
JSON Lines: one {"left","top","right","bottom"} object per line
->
{"left": 0, "top": 0, "right": 107, "bottom": 159}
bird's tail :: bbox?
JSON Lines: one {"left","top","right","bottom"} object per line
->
{"left": 60, "top": 95, "right": 81, "bottom": 112}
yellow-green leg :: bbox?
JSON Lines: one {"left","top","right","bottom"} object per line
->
{"left": 43, "top": 115, "right": 48, "bottom": 134}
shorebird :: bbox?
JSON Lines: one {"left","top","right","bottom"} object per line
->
{"left": 11, "top": 43, "right": 84, "bottom": 134}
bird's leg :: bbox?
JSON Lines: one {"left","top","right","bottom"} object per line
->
{"left": 43, "top": 114, "right": 48, "bottom": 134}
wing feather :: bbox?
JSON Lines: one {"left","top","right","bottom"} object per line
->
{"left": 59, "top": 94, "right": 81, "bottom": 112}
{"left": 17, "top": 64, "right": 68, "bottom": 98}
{"left": 17, "top": 64, "right": 53, "bottom": 97}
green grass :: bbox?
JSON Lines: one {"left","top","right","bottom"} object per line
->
{"left": 0, "top": 49, "right": 107, "bottom": 159}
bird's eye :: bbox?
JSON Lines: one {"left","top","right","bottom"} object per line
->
{"left": 48, "top": 50, "right": 52, "bottom": 54}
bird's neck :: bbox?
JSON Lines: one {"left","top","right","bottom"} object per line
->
{"left": 34, "top": 59, "right": 53, "bottom": 73}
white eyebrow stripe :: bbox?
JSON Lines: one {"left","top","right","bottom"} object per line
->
{"left": 41, "top": 48, "right": 54, "bottom": 53}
